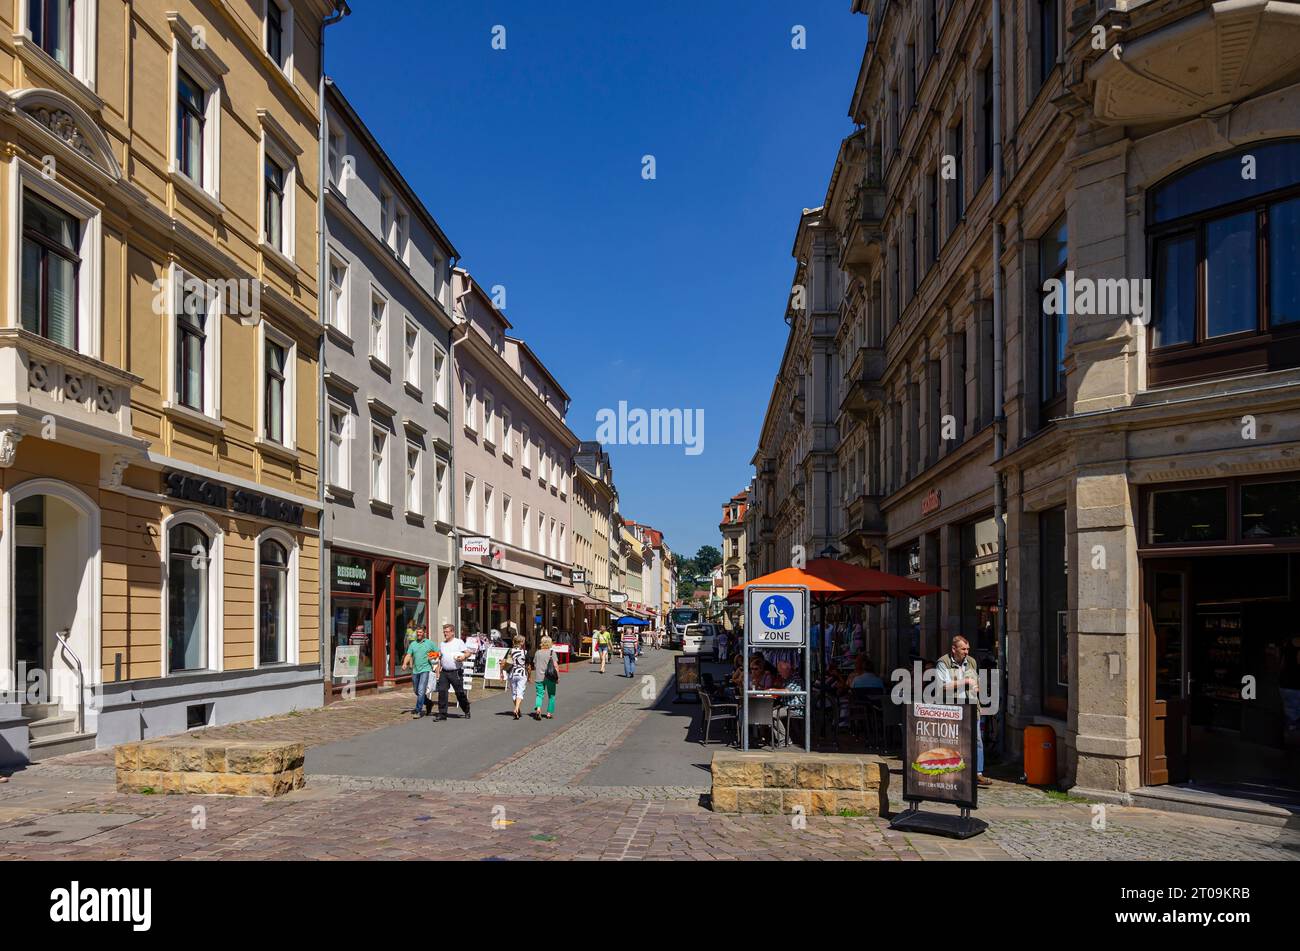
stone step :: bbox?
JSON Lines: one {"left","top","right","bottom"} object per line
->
{"left": 29, "top": 732, "right": 98, "bottom": 760}
{"left": 1130, "top": 785, "right": 1300, "bottom": 830}
{"left": 28, "top": 714, "right": 78, "bottom": 741}
{"left": 20, "top": 703, "right": 58, "bottom": 721}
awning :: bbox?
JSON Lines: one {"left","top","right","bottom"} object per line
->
{"left": 461, "top": 564, "right": 581, "bottom": 600}
{"left": 579, "top": 596, "right": 607, "bottom": 609}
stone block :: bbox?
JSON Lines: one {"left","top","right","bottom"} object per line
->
{"left": 711, "top": 752, "right": 766, "bottom": 788}
{"left": 862, "top": 760, "right": 887, "bottom": 790}
{"left": 244, "top": 775, "right": 277, "bottom": 798}
{"left": 202, "top": 746, "right": 227, "bottom": 773}
{"left": 710, "top": 786, "right": 739, "bottom": 813}
{"left": 114, "top": 743, "right": 140, "bottom": 772}
{"left": 834, "top": 791, "right": 872, "bottom": 815}
{"left": 118, "top": 770, "right": 163, "bottom": 794}
{"left": 763, "top": 760, "right": 798, "bottom": 789}
{"left": 808, "top": 790, "right": 838, "bottom": 815}
{"left": 795, "top": 762, "right": 826, "bottom": 789}
{"left": 171, "top": 744, "right": 207, "bottom": 772}
{"left": 782, "top": 790, "right": 812, "bottom": 816}
{"left": 735, "top": 788, "right": 782, "bottom": 815}
{"left": 824, "top": 760, "right": 864, "bottom": 790}
{"left": 138, "top": 745, "right": 174, "bottom": 771}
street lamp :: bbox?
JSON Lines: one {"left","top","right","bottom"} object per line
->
{"left": 819, "top": 543, "right": 841, "bottom": 560}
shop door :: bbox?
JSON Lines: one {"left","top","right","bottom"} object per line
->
{"left": 374, "top": 565, "right": 392, "bottom": 681}
{"left": 1145, "top": 566, "right": 1189, "bottom": 784}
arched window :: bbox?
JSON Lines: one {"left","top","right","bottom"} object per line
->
{"left": 168, "top": 523, "right": 210, "bottom": 672}
{"left": 258, "top": 539, "right": 289, "bottom": 665}
{"left": 1147, "top": 139, "right": 1300, "bottom": 386}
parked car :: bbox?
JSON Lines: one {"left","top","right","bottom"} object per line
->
{"left": 681, "top": 622, "right": 717, "bottom": 657}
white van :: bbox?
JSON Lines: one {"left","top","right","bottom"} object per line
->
{"left": 681, "top": 622, "right": 717, "bottom": 657}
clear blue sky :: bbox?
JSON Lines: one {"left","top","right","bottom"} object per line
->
{"left": 328, "top": 2, "right": 867, "bottom": 560}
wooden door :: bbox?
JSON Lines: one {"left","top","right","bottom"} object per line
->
{"left": 1145, "top": 566, "right": 1189, "bottom": 784}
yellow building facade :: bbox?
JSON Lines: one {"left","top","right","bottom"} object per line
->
{"left": 0, "top": 0, "right": 340, "bottom": 762}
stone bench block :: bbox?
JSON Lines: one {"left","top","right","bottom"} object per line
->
{"left": 710, "top": 749, "right": 889, "bottom": 817}
{"left": 115, "top": 739, "right": 306, "bottom": 797}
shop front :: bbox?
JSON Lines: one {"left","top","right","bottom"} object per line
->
{"left": 329, "top": 550, "right": 430, "bottom": 695}
{"left": 1140, "top": 477, "right": 1300, "bottom": 793}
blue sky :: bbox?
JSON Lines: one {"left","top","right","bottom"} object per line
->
{"left": 328, "top": 2, "right": 867, "bottom": 559}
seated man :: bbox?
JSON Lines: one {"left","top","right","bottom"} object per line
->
{"left": 850, "top": 655, "right": 885, "bottom": 691}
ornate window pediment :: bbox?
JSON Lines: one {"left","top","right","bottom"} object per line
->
{"left": 9, "top": 88, "right": 121, "bottom": 181}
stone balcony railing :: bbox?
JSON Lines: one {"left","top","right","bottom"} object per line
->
{"left": 0, "top": 328, "right": 144, "bottom": 465}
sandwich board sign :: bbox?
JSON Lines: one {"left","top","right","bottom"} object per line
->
{"left": 483, "top": 647, "right": 509, "bottom": 687}
{"left": 741, "top": 584, "right": 810, "bottom": 751}
{"left": 891, "top": 702, "right": 987, "bottom": 839}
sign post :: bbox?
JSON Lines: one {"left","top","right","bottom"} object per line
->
{"left": 889, "top": 701, "right": 987, "bottom": 839}
{"left": 742, "top": 584, "right": 810, "bottom": 752}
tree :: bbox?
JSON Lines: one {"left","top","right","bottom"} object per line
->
{"left": 694, "top": 545, "right": 722, "bottom": 572}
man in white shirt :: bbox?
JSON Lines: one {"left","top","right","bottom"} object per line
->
{"left": 435, "top": 623, "right": 472, "bottom": 721}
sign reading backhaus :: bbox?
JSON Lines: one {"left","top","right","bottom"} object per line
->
{"left": 902, "top": 702, "right": 978, "bottom": 809}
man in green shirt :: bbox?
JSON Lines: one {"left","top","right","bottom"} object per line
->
{"left": 401, "top": 626, "right": 438, "bottom": 718}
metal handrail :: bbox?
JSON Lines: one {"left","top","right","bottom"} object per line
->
{"left": 54, "top": 630, "right": 85, "bottom": 735}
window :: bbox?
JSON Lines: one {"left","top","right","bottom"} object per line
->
{"left": 560, "top": 523, "right": 567, "bottom": 562}
{"left": 1147, "top": 486, "right": 1229, "bottom": 545}
{"left": 19, "top": 191, "right": 79, "bottom": 349}
{"left": 406, "top": 443, "right": 422, "bottom": 515}
{"left": 264, "top": 0, "right": 293, "bottom": 74}
{"left": 538, "top": 439, "right": 547, "bottom": 483}
{"left": 369, "top": 289, "right": 388, "bottom": 364}
{"left": 501, "top": 408, "right": 513, "bottom": 461}
{"left": 483, "top": 484, "right": 494, "bottom": 537}
{"left": 463, "top": 375, "right": 477, "bottom": 431}
{"left": 1037, "top": 0, "right": 1058, "bottom": 89}
{"left": 166, "top": 518, "right": 219, "bottom": 673}
{"left": 258, "top": 539, "right": 289, "bottom": 665}
{"left": 483, "top": 391, "right": 496, "bottom": 447}
{"left": 1241, "top": 480, "right": 1300, "bottom": 539}
{"left": 327, "top": 253, "right": 349, "bottom": 334}
{"left": 521, "top": 424, "right": 532, "bottom": 471}
{"left": 262, "top": 150, "right": 292, "bottom": 257}
{"left": 927, "top": 170, "right": 939, "bottom": 266}
{"left": 327, "top": 402, "right": 351, "bottom": 491}
{"left": 370, "top": 426, "right": 390, "bottom": 505}
{"left": 1039, "top": 214, "right": 1068, "bottom": 408}
{"left": 432, "top": 347, "right": 448, "bottom": 407}
{"left": 28, "top": 0, "right": 74, "bottom": 69}
{"left": 380, "top": 190, "right": 394, "bottom": 249}
{"left": 169, "top": 30, "right": 222, "bottom": 201}
{"left": 327, "top": 128, "right": 345, "bottom": 190}
{"left": 434, "top": 458, "right": 449, "bottom": 522}
{"left": 177, "top": 69, "right": 206, "bottom": 186}
{"left": 981, "top": 62, "right": 994, "bottom": 180}
{"left": 502, "top": 495, "right": 513, "bottom": 545}
{"left": 263, "top": 337, "right": 288, "bottom": 444}
{"left": 889, "top": 84, "right": 900, "bottom": 156}
{"left": 172, "top": 269, "right": 217, "bottom": 415}
{"left": 950, "top": 120, "right": 964, "bottom": 226}
{"left": 521, "top": 504, "right": 531, "bottom": 551}
{"left": 906, "top": 42, "right": 916, "bottom": 109}
{"left": 404, "top": 320, "right": 420, "bottom": 390}
{"left": 464, "top": 475, "right": 476, "bottom": 531}
{"left": 1147, "top": 140, "right": 1300, "bottom": 385}
{"left": 396, "top": 208, "right": 410, "bottom": 263}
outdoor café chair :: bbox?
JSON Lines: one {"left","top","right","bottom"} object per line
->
{"left": 699, "top": 690, "right": 738, "bottom": 746}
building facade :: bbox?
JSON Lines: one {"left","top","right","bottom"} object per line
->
{"left": 1, "top": 0, "right": 343, "bottom": 762}
{"left": 452, "top": 269, "right": 581, "bottom": 650}
{"left": 743, "top": 0, "right": 1300, "bottom": 798}
{"left": 320, "top": 80, "right": 458, "bottom": 698}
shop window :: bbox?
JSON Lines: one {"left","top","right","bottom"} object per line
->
{"left": 1147, "top": 486, "right": 1229, "bottom": 545}
{"left": 960, "top": 517, "right": 1000, "bottom": 655}
{"left": 257, "top": 539, "right": 289, "bottom": 665}
{"left": 166, "top": 519, "right": 219, "bottom": 673}
{"left": 1241, "top": 481, "right": 1300, "bottom": 539}
{"left": 330, "top": 553, "right": 374, "bottom": 685}
{"left": 1147, "top": 139, "right": 1300, "bottom": 385}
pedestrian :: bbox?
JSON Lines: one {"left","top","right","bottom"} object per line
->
{"left": 716, "top": 629, "right": 729, "bottom": 663}
{"left": 504, "top": 633, "right": 529, "bottom": 720}
{"left": 934, "top": 634, "right": 992, "bottom": 787}
{"left": 596, "top": 627, "right": 612, "bottom": 674}
{"left": 434, "top": 623, "right": 472, "bottom": 721}
{"left": 530, "top": 634, "right": 559, "bottom": 720}
{"left": 621, "top": 626, "right": 639, "bottom": 678}
{"left": 400, "top": 625, "right": 436, "bottom": 718}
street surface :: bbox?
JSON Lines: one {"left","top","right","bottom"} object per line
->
{"left": 3, "top": 650, "right": 1297, "bottom": 861}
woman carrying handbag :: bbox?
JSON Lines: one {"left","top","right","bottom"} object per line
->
{"left": 530, "top": 635, "right": 560, "bottom": 720}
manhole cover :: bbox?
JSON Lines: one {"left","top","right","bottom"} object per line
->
{"left": 0, "top": 813, "right": 146, "bottom": 844}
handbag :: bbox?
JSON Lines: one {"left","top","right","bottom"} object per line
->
{"left": 545, "top": 652, "right": 559, "bottom": 682}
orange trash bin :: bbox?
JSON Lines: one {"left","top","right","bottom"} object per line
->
{"left": 1023, "top": 724, "right": 1058, "bottom": 786}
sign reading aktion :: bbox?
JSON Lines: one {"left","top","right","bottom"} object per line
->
{"left": 902, "top": 702, "right": 978, "bottom": 809}
{"left": 744, "top": 585, "right": 808, "bottom": 647}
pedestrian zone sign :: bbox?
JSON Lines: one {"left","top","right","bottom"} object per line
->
{"left": 744, "top": 585, "right": 809, "bottom": 647}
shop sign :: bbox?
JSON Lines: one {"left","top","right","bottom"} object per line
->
{"left": 164, "top": 471, "right": 304, "bottom": 527}
{"left": 571, "top": 569, "right": 587, "bottom": 584}
{"left": 610, "top": 591, "right": 628, "bottom": 604}
{"left": 744, "top": 585, "right": 808, "bottom": 647}
{"left": 544, "top": 565, "right": 565, "bottom": 582}
{"left": 902, "top": 702, "right": 978, "bottom": 808}
{"left": 332, "top": 645, "right": 360, "bottom": 680}
{"left": 395, "top": 564, "right": 426, "bottom": 599}
{"left": 921, "top": 488, "right": 942, "bottom": 517}
{"left": 461, "top": 536, "right": 491, "bottom": 558}
{"left": 332, "top": 554, "right": 372, "bottom": 594}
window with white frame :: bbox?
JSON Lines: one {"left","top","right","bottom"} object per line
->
{"left": 263, "top": 0, "right": 293, "bottom": 75}
{"left": 369, "top": 288, "right": 388, "bottom": 364}
{"left": 521, "top": 424, "right": 532, "bottom": 471}
{"left": 502, "top": 495, "right": 512, "bottom": 545}
{"left": 170, "top": 265, "right": 220, "bottom": 418}
{"left": 405, "top": 443, "right": 422, "bottom": 515}
{"left": 396, "top": 207, "right": 410, "bottom": 264}
{"left": 327, "top": 126, "right": 346, "bottom": 191}
{"left": 327, "top": 251, "right": 349, "bottom": 334}
{"left": 17, "top": 178, "right": 101, "bottom": 356}
{"left": 434, "top": 458, "right": 449, "bottom": 522}
{"left": 380, "top": 189, "right": 394, "bottom": 249}
{"left": 463, "top": 375, "right": 477, "bottom": 432}
{"left": 261, "top": 133, "right": 296, "bottom": 259}
{"left": 403, "top": 319, "right": 420, "bottom": 390}
{"left": 521, "top": 504, "right": 531, "bottom": 551}
{"left": 169, "top": 22, "right": 223, "bottom": 201}
{"left": 433, "top": 347, "right": 447, "bottom": 407}
{"left": 538, "top": 440, "right": 547, "bottom": 483}
{"left": 550, "top": 450, "right": 559, "bottom": 491}
{"left": 260, "top": 322, "right": 296, "bottom": 448}
{"left": 537, "top": 511, "right": 546, "bottom": 554}
{"left": 24, "top": 0, "right": 98, "bottom": 87}
{"left": 483, "top": 391, "right": 495, "bottom": 447}
{"left": 165, "top": 512, "right": 222, "bottom": 674}
{"left": 370, "top": 425, "right": 390, "bottom": 505}
{"left": 464, "top": 474, "right": 476, "bottom": 531}
{"left": 549, "top": 517, "right": 557, "bottom": 558}
{"left": 501, "top": 407, "right": 513, "bottom": 461}
{"left": 327, "top": 400, "right": 351, "bottom": 491}
{"left": 257, "top": 534, "right": 291, "bottom": 665}
{"left": 560, "top": 523, "right": 566, "bottom": 562}
{"left": 483, "top": 483, "right": 494, "bottom": 538}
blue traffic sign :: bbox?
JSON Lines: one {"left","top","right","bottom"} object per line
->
{"left": 758, "top": 595, "right": 795, "bottom": 630}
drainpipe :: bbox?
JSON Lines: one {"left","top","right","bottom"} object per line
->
{"left": 447, "top": 270, "right": 471, "bottom": 639}
{"left": 991, "top": 0, "right": 1009, "bottom": 757}
{"left": 318, "top": 2, "right": 349, "bottom": 702}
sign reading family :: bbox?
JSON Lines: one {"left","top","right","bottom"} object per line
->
{"left": 744, "top": 584, "right": 808, "bottom": 647}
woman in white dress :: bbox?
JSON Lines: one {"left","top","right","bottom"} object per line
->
{"left": 505, "top": 633, "right": 529, "bottom": 720}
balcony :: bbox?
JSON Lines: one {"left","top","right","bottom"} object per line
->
{"left": 0, "top": 329, "right": 148, "bottom": 465}
{"left": 840, "top": 171, "right": 885, "bottom": 275}
{"left": 839, "top": 345, "right": 886, "bottom": 422}
{"left": 841, "top": 490, "right": 886, "bottom": 556}
{"left": 1088, "top": 1, "right": 1300, "bottom": 125}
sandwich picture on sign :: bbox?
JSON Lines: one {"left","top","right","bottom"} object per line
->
{"left": 912, "top": 747, "right": 965, "bottom": 776}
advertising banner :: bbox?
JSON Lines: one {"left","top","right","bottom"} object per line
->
{"left": 483, "top": 647, "right": 508, "bottom": 683}
{"left": 332, "top": 645, "right": 360, "bottom": 680}
{"left": 902, "top": 702, "right": 979, "bottom": 809}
